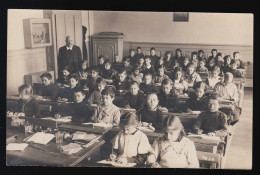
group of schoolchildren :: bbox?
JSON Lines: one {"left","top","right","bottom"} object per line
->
{"left": 9, "top": 47, "right": 246, "bottom": 168}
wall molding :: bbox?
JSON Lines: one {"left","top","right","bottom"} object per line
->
{"left": 7, "top": 48, "right": 46, "bottom": 59}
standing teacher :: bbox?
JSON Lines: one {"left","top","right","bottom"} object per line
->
{"left": 58, "top": 36, "right": 84, "bottom": 73}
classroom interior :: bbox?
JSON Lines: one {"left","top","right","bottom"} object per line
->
{"left": 6, "top": 10, "right": 253, "bottom": 169}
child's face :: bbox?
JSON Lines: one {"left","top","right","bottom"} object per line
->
{"left": 69, "top": 78, "right": 78, "bottom": 88}
{"left": 187, "top": 67, "right": 195, "bottom": 75}
{"left": 130, "top": 84, "right": 139, "bottom": 95}
{"left": 198, "top": 52, "right": 203, "bottom": 57}
{"left": 212, "top": 72, "right": 218, "bottom": 78}
{"left": 147, "top": 94, "right": 159, "bottom": 109}
{"left": 144, "top": 75, "right": 152, "bottom": 85}
{"left": 162, "top": 84, "right": 172, "bottom": 95}
{"left": 234, "top": 53, "right": 239, "bottom": 60}
{"left": 212, "top": 51, "right": 217, "bottom": 57}
{"left": 62, "top": 70, "right": 70, "bottom": 77}
{"left": 41, "top": 77, "right": 51, "bottom": 86}
{"left": 102, "top": 94, "right": 114, "bottom": 106}
{"left": 97, "top": 83, "right": 105, "bottom": 92}
{"left": 217, "top": 56, "right": 222, "bottom": 61}
{"left": 145, "top": 59, "right": 151, "bottom": 66}
{"left": 137, "top": 49, "right": 141, "bottom": 54}
{"left": 177, "top": 51, "right": 181, "bottom": 57}
{"left": 104, "top": 63, "right": 111, "bottom": 70}
{"left": 209, "top": 61, "right": 215, "bottom": 67}
{"left": 130, "top": 51, "right": 135, "bottom": 57}
{"left": 134, "top": 69, "right": 140, "bottom": 76}
{"left": 175, "top": 71, "right": 182, "bottom": 79}
{"left": 158, "top": 68, "right": 164, "bottom": 76}
{"left": 192, "top": 55, "right": 197, "bottom": 60}
{"left": 184, "top": 60, "right": 189, "bottom": 66}
{"left": 90, "top": 70, "right": 98, "bottom": 78}
{"left": 118, "top": 72, "right": 127, "bottom": 82}
{"left": 150, "top": 50, "right": 156, "bottom": 56}
{"left": 123, "top": 126, "right": 137, "bottom": 135}
{"left": 123, "top": 61, "right": 130, "bottom": 67}
{"left": 114, "top": 56, "right": 120, "bottom": 62}
{"left": 208, "top": 99, "right": 219, "bottom": 112}
{"left": 19, "top": 90, "right": 30, "bottom": 100}
{"left": 98, "top": 58, "right": 104, "bottom": 65}
{"left": 224, "top": 75, "right": 233, "bottom": 83}
{"left": 139, "top": 58, "right": 144, "bottom": 65}
{"left": 199, "top": 61, "right": 205, "bottom": 68}
{"left": 166, "top": 53, "right": 171, "bottom": 59}
{"left": 195, "top": 88, "right": 205, "bottom": 99}
{"left": 230, "top": 63, "right": 237, "bottom": 70}
{"left": 159, "top": 58, "right": 164, "bottom": 65}
{"left": 226, "top": 57, "right": 231, "bottom": 65}
{"left": 81, "top": 64, "right": 87, "bottom": 70}
{"left": 165, "top": 128, "right": 181, "bottom": 141}
{"left": 74, "top": 92, "right": 85, "bottom": 103}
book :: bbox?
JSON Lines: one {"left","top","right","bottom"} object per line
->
{"left": 72, "top": 131, "right": 97, "bottom": 141}
{"left": 6, "top": 143, "right": 28, "bottom": 151}
{"left": 97, "top": 160, "right": 136, "bottom": 167}
{"left": 191, "top": 111, "right": 201, "bottom": 115}
{"left": 41, "top": 116, "right": 72, "bottom": 123}
{"left": 82, "top": 122, "right": 113, "bottom": 129}
{"left": 27, "top": 132, "right": 55, "bottom": 145}
{"left": 60, "top": 143, "right": 82, "bottom": 155}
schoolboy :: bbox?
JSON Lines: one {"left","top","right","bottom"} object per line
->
{"left": 109, "top": 112, "right": 151, "bottom": 165}
{"left": 228, "top": 59, "right": 246, "bottom": 78}
{"left": 205, "top": 68, "right": 221, "bottom": 88}
{"left": 97, "top": 55, "right": 105, "bottom": 74}
{"left": 137, "top": 93, "right": 164, "bottom": 131}
{"left": 153, "top": 65, "right": 170, "bottom": 84}
{"left": 158, "top": 79, "right": 180, "bottom": 112}
{"left": 113, "top": 68, "right": 130, "bottom": 94}
{"left": 233, "top": 51, "right": 245, "bottom": 69}
{"left": 129, "top": 48, "right": 137, "bottom": 65}
{"left": 100, "top": 59, "right": 117, "bottom": 84}
{"left": 139, "top": 73, "right": 159, "bottom": 95}
{"left": 121, "top": 81, "right": 146, "bottom": 112}
{"left": 86, "top": 67, "right": 101, "bottom": 93}
{"left": 197, "top": 59, "right": 208, "bottom": 73}
{"left": 182, "top": 57, "right": 190, "bottom": 73}
{"left": 184, "top": 63, "right": 202, "bottom": 88}
{"left": 135, "top": 47, "right": 145, "bottom": 61}
{"left": 122, "top": 57, "right": 133, "bottom": 74}
{"left": 88, "top": 77, "right": 107, "bottom": 105}
{"left": 90, "top": 86, "right": 121, "bottom": 126}
{"left": 192, "top": 93, "right": 228, "bottom": 137}
{"left": 54, "top": 89, "right": 93, "bottom": 122}
{"left": 143, "top": 56, "right": 156, "bottom": 77}
{"left": 113, "top": 54, "right": 122, "bottom": 72}
{"left": 198, "top": 50, "right": 206, "bottom": 61}
{"left": 56, "top": 65, "right": 71, "bottom": 87}
{"left": 129, "top": 65, "right": 143, "bottom": 84}
{"left": 163, "top": 51, "right": 174, "bottom": 75}
{"left": 191, "top": 51, "right": 199, "bottom": 68}
{"left": 150, "top": 47, "right": 159, "bottom": 66}
{"left": 208, "top": 49, "right": 218, "bottom": 62}
{"left": 37, "top": 72, "right": 58, "bottom": 100}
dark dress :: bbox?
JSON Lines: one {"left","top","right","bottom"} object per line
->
{"left": 184, "top": 93, "right": 209, "bottom": 112}
{"left": 15, "top": 97, "right": 41, "bottom": 118}
{"left": 57, "top": 85, "right": 81, "bottom": 102}
{"left": 158, "top": 90, "right": 180, "bottom": 112}
{"left": 38, "top": 83, "right": 59, "bottom": 100}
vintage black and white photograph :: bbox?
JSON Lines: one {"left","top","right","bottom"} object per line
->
{"left": 6, "top": 10, "right": 253, "bottom": 169}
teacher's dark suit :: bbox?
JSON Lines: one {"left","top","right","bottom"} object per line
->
{"left": 58, "top": 45, "right": 83, "bottom": 73}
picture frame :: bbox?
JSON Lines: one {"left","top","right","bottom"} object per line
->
{"left": 173, "top": 12, "right": 189, "bottom": 22}
{"left": 23, "top": 18, "right": 52, "bottom": 48}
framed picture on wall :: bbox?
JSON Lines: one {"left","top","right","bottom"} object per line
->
{"left": 23, "top": 18, "right": 52, "bottom": 48}
{"left": 173, "top": 12, "right": 189, "bottom": 22}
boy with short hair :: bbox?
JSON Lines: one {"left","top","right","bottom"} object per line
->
{"left": 130, "top": 65, "right": 143, "bottom": 84}
{"left": 143, "top": 56, "right": 156, "bottom": 77}
{"left": 100, "top": 59, "right": 117, "bottom": 84}
{"left": 121, "top": 81, "right": 146, "bottom": 112}
{"left": 88, "top": 77, "right": 107, "bottom": 105}
{"left": 163, "top": 51, "right": 174, "bottom": 75}
{"left": 129, "top": 48, "right": 137, "bottom": 65}
{"left": 139, "top": 73, "right": 159, "bottom": 95}
{"left": 113, "top": 54, "right": 122, "bottom": 72}
{"left": 197, "top": 59, "right": 208, "bottom": 73}
{"left": 137, "top": 93, "right": 164, "bottom": 131}
{"left": 113, "top": 68, "right": 130, "bottom": 94}
{"left": 198, "top": 50, "right": 206, "bottom": 62}
{"left": 228, "top": 59, "right": 246, "bottom": 78}
{"left": 122, "top": 57, "right": 133, "bottom": 74}
{"left": 158, "top": 79, "right": 180, "bottom": 112}
{"left": 37, "top": 72, "right": 58, "bottom": 100}
{"left": 135, "top": 47, "right": 145, "bottom": 61}
{"left": 208, "top": 49, "right": 218, "bottom": 62}
{"left": 54, "top": 89, "right": 93, "bottom": 123}
{"left": 191, "top": 51, "right": 199, "bottom": 68}
{"left": 233, "top": 51, "right": 245, "bottom": 69}
{"left": 136, "top": 57, "right": 145, "bottom": 73}
{"left": 205, "top": 68, "right": 221, "bottom": 88}
{"left": 192, "top": 93, "right": 228, "bottom": 137}
{"left": 97, "top": 55, "right": 105, "bottom": 74}
{"left": 56, "top": 66, "right": 71, "bottom": 88}
{"left": 182, "top": 57, "right": 190, "bottom": 73}
{"left": 86, "top": 67, "right": 101, "bottom": 93}
{"left": 90, "top": 86, "right": 121, "bottom": 126}
{"left": 184, "top": 63, "right": 202, "bottom": 88}
{"left": 150, "top": 47, "right": 159, "bottom": 66}
{"left": 154, "top": 65, "right": 170, "bottom": 85}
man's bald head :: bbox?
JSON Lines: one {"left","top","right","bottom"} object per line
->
{"left": 65, "top": 36, "right": 74, "bottom": 47}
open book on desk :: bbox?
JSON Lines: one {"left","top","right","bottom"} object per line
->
{"left": 26, "top": 132, "right": 55, "bottom": 145}
{"left": 60, "top": 143, "right": 82, "bottom": 155}
{"left": 7, "top": 143, "right": 28, "bottom": 151}
{"left": 81, "top": 122, "right": 113, "bottom": 129}
{"left": 97, "top": 160, "right": 136, "bottom": 167}
{"left": 72, "top": 131, "right": 97, "bottom": 141}
{"left": 41, "top": 116, "right": 72, "bottom": 123}
{"left": 187, "top": 133, "right": 220, "bottom": 141}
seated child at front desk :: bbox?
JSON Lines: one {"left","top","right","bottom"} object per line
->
{"left": 8, "top": 84, "right": 41, "bottom": 118}
{"left": 109, "top": 112, "right": 152, "bottom": 165}
{"left": 57, "top": 74, "right": 81, "bottom": 102}
{"left": 137, "top": 93, "right": 164, "bottom": 131}
{"left": 36, "top": 72, "right": 58, "bottom": 100}
{"left": 87, "top": 77, "right": 107, "bottom": 105}
{"left": 184, "top": 63, "right": 202, "bottom": 88}
{"left": 214, "top": 72, "right": 241, "bottom": 125}
{"left": 158, "top": 79, "right": 180, "bottom": 113}
{"left": 53, "top": 89, "right": 93, "bottom": 123}
{"left": 184, "top": 81, "right": 209, "bottom": 112}
{"left": 121, "top": 81, "right": 146, "bottom": 112}
{"left": 146, "top": 115, "right": 199, "bottom": 168}
{"left": 56, "top": 66, "right": 71, "bottom": 88}
{"left": 139, "top": 73, "right": 159, "bottom": 95}
{"left": 90, "top": 86, "right": 121, "bottom": 126}
{"left": 192, "top": 93, "right": 228, "bottom": 137}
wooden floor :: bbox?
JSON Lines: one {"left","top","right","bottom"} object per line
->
{"left": 223, "top": 88, "right": 253, "bottom": 169}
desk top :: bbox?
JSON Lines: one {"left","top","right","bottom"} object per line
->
{"left": 6, "top": 129, "right": 105, "bottom": 167}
